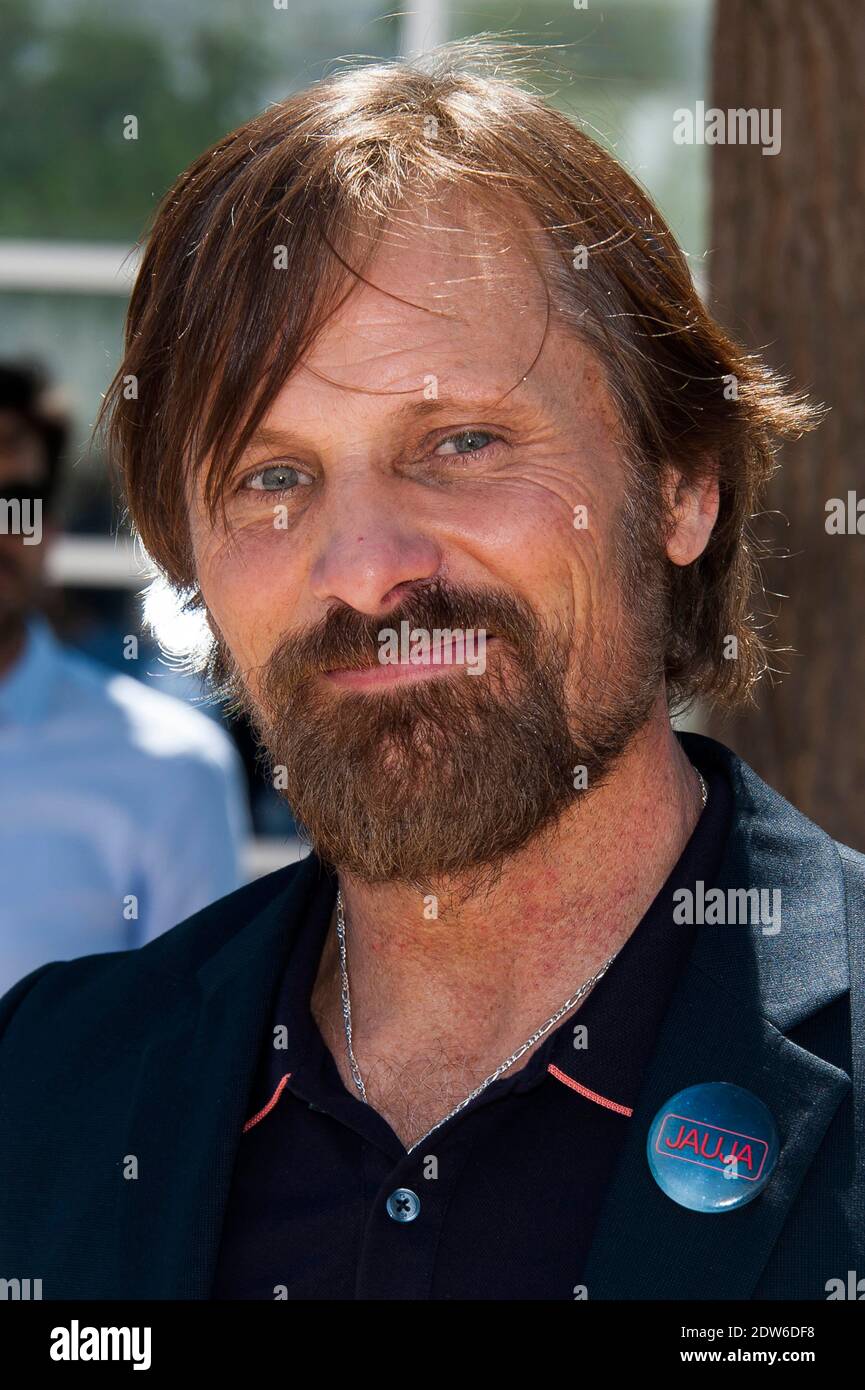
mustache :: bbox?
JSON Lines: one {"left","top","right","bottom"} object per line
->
{"left": 258, "top": 578, "right": 545, "bottom": 688}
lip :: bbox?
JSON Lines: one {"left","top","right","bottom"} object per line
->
{"left": 323, "top": 635, "right": 497, "bottom": 689}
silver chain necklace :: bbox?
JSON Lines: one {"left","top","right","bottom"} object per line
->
{"left": 335, "top": 767, "right": 708, "bottom": 1153}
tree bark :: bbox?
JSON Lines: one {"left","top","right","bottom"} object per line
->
{"left": 707, "top": 0, "right": 865, "bottom": 848}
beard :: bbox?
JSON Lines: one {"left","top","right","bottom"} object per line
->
{"left": 208, "top": 497, "right": 671, "bottom": 891}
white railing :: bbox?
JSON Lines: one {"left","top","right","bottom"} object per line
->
{"left": 0, "top": 239, "right": 140, "bottom": 294}
{"left": 46, "top": 534, "right": 147, "bottom": 588}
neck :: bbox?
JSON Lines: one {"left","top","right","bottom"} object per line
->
{"left": 314, "top": 700, "right": 704, "bottom": 1063}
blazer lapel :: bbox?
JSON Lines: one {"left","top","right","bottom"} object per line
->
{"left": 109, "top": 853, "right": 325, "bottom": 1298}
{"left": 584, "top": 736, "right": 853, "bottom": 1299}
{"left": 581, "top": 961, "right": 850, "bottom": 1299}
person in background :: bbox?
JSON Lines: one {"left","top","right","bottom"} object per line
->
{"left": 0, "top": 360, "right": 250, "bottom": 993}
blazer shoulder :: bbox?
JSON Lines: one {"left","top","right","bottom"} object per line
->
{"left": 837, "top": 840, "right": 865, "bottom": 881}
{"left": 837, "top": 841, "right": 865, "bottom": 961}
{"left": 0, "top": 960, "right": 63, "bottom": 1037}
{"left": 135, "top": 853, "right": 314, "bottom": 974}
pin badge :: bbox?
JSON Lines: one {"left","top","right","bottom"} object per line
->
{"left": 647, "top": 1082, "right": 779, "bottom": 1212}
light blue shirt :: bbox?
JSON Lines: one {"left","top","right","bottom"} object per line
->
{"left": 0, "top": 617, "right": 250, "bottom": 994}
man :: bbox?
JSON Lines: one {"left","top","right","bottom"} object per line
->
{"left": 0, "top": 361, "right": 250, "bottom": 993}
{"left": 0, "top": 42, "right": 861, "bottom": 1301}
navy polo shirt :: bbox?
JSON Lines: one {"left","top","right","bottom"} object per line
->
{"left": 212, "top": 752, "right": 733, "bottom": 1300}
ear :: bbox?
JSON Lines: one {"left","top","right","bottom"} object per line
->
{"left": 662, "top": 462, "right": 720, "bottom": 566}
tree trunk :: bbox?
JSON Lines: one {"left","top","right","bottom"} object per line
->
{"left": 707, "top": 0, "right": 865, "bottom": 849}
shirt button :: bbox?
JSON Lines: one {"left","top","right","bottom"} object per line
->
{"left": 386, "top": 1188, "right": 421, "bottom": 1223}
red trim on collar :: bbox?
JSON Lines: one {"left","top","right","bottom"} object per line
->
{"left": 547, "top": 1063, "right": 633, "bottom": 1117}
{"left": 243, "top": 1073, "right": 292, "bottom": 1132}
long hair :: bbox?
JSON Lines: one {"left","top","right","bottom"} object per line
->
{"left": 96, "top": 37, "right": 820, "bottom": 709}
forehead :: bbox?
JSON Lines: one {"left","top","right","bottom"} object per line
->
{"left": 264, "top": 193, "right": 569, "bottom": 423}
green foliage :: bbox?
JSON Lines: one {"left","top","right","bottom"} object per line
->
{"left": 0, "top": 0, "right": 277, "bottom": 239}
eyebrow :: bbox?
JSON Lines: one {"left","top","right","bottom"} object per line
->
{"left": 242, "top": 389, "right": 538, "bottom": 452}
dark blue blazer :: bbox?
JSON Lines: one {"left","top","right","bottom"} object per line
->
{"left": 0, "top": 732, "right": 863, "bottom": 1299}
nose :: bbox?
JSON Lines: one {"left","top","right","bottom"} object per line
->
{"left": 308, "top": 479, "right": 443, "bottom": 615}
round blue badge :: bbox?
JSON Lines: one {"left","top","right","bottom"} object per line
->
{"left": 647, "top": 1082, "right": 779, "bottom": 1213}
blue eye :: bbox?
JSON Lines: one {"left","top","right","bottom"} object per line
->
{"left": 434, "top": 430, "right": 499, "bottom": 456}
{"left": 245, "top": 464, "right": 310, "bottom": 492}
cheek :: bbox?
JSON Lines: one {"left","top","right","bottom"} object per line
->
{"left": 193, "top": 521, "right": 300, "bottom": 673}
{"left": 444, "top": 469, "right": 620, "bottom": 619}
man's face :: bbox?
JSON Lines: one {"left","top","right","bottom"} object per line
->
{"left": 0, "top": 411, "right": 49, "bottom": 642}
{"left": 187, "top": 199, "right": 671, "bottom": 886}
